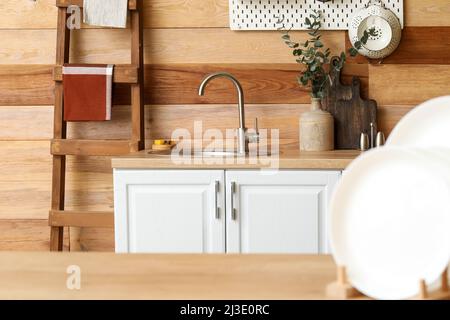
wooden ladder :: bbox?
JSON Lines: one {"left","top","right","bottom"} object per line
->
{"left": 50, "top": 0, "right": 145, "bottom": 251}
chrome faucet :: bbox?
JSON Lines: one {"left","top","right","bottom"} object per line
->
{"left": 198, "top": 72, "right": 259, "bottom": 155}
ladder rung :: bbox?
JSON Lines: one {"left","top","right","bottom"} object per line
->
{"left": 54, "top": 65, "right": 139, "bottom": 84}
{"left": 49, "top": 210, "right": 114, "bottom": 228}
{"left": 51, "top": 139, "right": 139, "bottom": 156}
{"left": 56, "top": 0, "right": 138, "bottom": 10}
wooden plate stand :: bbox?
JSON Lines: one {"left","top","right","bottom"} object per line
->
{"left": 49, "top": 0, "right": 145, "bottom": 251}
{"left": 326, "top": 266, "right": 450, "bottom": 300}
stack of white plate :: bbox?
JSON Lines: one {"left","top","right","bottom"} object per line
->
{"left": 329, "top": 96, "right": 450, "bottom": 300}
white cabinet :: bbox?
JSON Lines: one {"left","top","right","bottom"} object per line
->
{"left": 226, "top": 170, "right": 340, "bottom": 254}
{"left": 114, "top": 170, "right": 225, "bottom": 253}
{"left": 114, "top": 169, "right": 340, "bottom": 254}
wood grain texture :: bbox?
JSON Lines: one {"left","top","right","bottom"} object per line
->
{"left": 56, "top": 0, "right": 137, "bottom": 10}
{"left": 0, "top": 65, "right": 53, "bottom": 105}
{"left": 334, "top": 78, "right": 377, "bottom": 149}
{"left": 0, "top": 220, "right": 69, "bottom": 251}
{"left": 0, "top": 141, "right": 113, "bottom": 220}
{"left": 0, "top": 105, "right": 144, "bottom": 141}
{"left": 0, "top": 63, "right": 368, "bottom": 105}
{"left": 147, "top": 29, "right": 344, "bottom": 64}
{"left": 383, "top": 27, "right": 450, "bottom": 64}
{"left": 145, "top": 63, "right": 310, "bottom": 104}
{"left": 0, "top": 29, "right": 344, "bottom": 64}
{"left": 1, "top": 103, "right": 382, "bottom": 142}
{"left": 49, "top": 210, "right": 114, "bottom": 228}
{"left": 321, "top": 58, "right": 375, "bottom": 149}
{"left": 147, "top": 104, "right": 308, "bottom": 142}
{"left": 369, "top": 64, "right": 450, "bottom": 105}
{"left": 346, "top": 27, "right": 450, "bottom": 65}
{"left": 70, "top": 227, "right": 115, "bottom": 252}
{"left": 0, "top": 104, "right": 317, "bottom": 141}
{"left": 0, "top": 106, "right": 53, "bottom": 140}
{"left": 141, "top": 63, "right": 368, "bottom": 105}
{"left": 50, "top": 6, "right": 71, "bottom": 251}
{"left": 0, "top": 220, "right": 105, "bottom": 252}
{"left": 146, "top": 0, "right": 229, "bottom": 28}
{"left": 0, "top": 253, "right": 336, "bottom": 299}
{"left": 54, "top": 65, "right": 139, "bottom": 83}
{"left": 377, "top": 105, "right": 412, "bottom": 136}
{"left": 0, "top": 0, "right": 228, "bottom": 29}
{"left": 51, "top": 139, "right": 138, "bottom": 156}
{"left": 0, "top": 1, "right": 449, "bottom": 251}
{"left": 0, "top": 141, "right": 52, "bottom": 219}
{"left": 0, "top": 0, "right": 57, "bottom": 29}
{"left": 1, "top": 135, "right": 346, "bottom": 221}
{"left": 0, "top": 104, "right": 318, "bottom": 148}
{"left": 405, "top": 0, "right": 450, "bottom": 27}
{"left": 130, "top": 7, "right": 146, "bottom": 151}
{"left": 2, "top": 0, "right": 450, "bottom": 29}
{"left": 112, "top": 149, "right": 360, "bottom": 169}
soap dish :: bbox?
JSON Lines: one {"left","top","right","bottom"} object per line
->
{"left": 152, "top": 140, "right": 176, "bottom": 151}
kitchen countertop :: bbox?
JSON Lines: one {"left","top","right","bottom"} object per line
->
{"left": 111, "top": 149, "right": 360, "bottom": 170}
{"left": 0, "top": 253, "right": 336, "bottom": 300}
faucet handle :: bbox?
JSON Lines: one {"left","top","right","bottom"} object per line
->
{"left": 247, "top": 118, "right": 260, "bottom": 143}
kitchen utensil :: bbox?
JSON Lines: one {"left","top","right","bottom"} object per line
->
{"left": 360, "top": 133, "right": 369, "bottom": 151}
{"left": 330, "top": 147, "right": 450, "bottom": 300}
{"left": 387, "top": 96, "right": 450, "bottom": 148}
{"left": 321, "top": 56, "right": 353, "bottom": 116}
{"left": 376, "top": 132, "right": 385, "bottom": 147}
{"left": 334, "top": 77, "right": 377, "bottom": 149}
{"left": 322, "top": 57, "right": 377, "bottom": 149}
{"left": 370, "top": 123, "right": 375, "bottom": 148}
{"left": 349, "top": 0, "right": 402, "bottom": 59}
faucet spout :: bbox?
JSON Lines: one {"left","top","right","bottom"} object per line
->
{"left": 198, "top": 72, "right": 246, "bottom": 130}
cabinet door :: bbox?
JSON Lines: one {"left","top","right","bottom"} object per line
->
{"left": 114, "top": 170, "right": 225, "bottom": 253}
{"left": 226, "top": 170, "right": 340, "bottom": 254}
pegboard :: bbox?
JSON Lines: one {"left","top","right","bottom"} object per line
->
{"left": 229, "top": 0, "right": 403, "bottom": 30}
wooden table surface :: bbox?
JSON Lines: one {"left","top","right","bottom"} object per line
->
{"left": 0, "top": 253, "right": 336, "bottom": 300}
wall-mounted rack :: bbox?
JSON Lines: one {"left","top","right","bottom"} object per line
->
{"left": 229, "top": 0, "right": 403, "bottom": 30}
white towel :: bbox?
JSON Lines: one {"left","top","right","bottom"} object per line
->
{"left": 83, "top": 0, "right": 128, "bottom": 28}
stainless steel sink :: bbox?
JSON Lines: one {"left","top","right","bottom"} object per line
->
{"left": 148, "top": 150, "right": 274, "bottom": 157}
{"left": 192, "top": 151, "right": 244, "bottom": 157}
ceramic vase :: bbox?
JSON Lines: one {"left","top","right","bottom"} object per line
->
{"left": 299, "top": 98, "right": 334, "bottom": 151}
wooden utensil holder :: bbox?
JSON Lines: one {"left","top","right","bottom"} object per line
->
{"left": 326, "top": 266, "right": 450, "bottom": 300}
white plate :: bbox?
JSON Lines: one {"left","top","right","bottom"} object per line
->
{"left": 330, "top": 147, "right": 450, "bottom": 300}
{"left": 387, "top": 96, "right": 450, "bottom": 148}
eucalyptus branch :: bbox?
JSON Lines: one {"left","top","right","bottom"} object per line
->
{"left": 277, "top": 10, "right": 378, "bottom": 99}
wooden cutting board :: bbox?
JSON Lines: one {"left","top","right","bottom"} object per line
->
{"left": 321, "top": 57, "right": 353, "bottom": 116}
{"left": 321, "top": 57, "right": 377, "bottom": 149}
{"left": 335, "top": 77, "right": 377, "bottom": 149}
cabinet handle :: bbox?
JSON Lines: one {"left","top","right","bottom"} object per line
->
{"left": 231, "top": 181, "right": 237, "bottom": 220}
{"left": 215, "top": 180, "right": 220, "bottom": 219}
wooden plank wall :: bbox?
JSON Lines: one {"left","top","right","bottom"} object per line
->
{"left": 0, "top": 0, "right": 449, "bottom": 251}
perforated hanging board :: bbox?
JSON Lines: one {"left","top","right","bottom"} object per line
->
{"left": 229, "top": 0, "right": 403, "bottom": 30}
